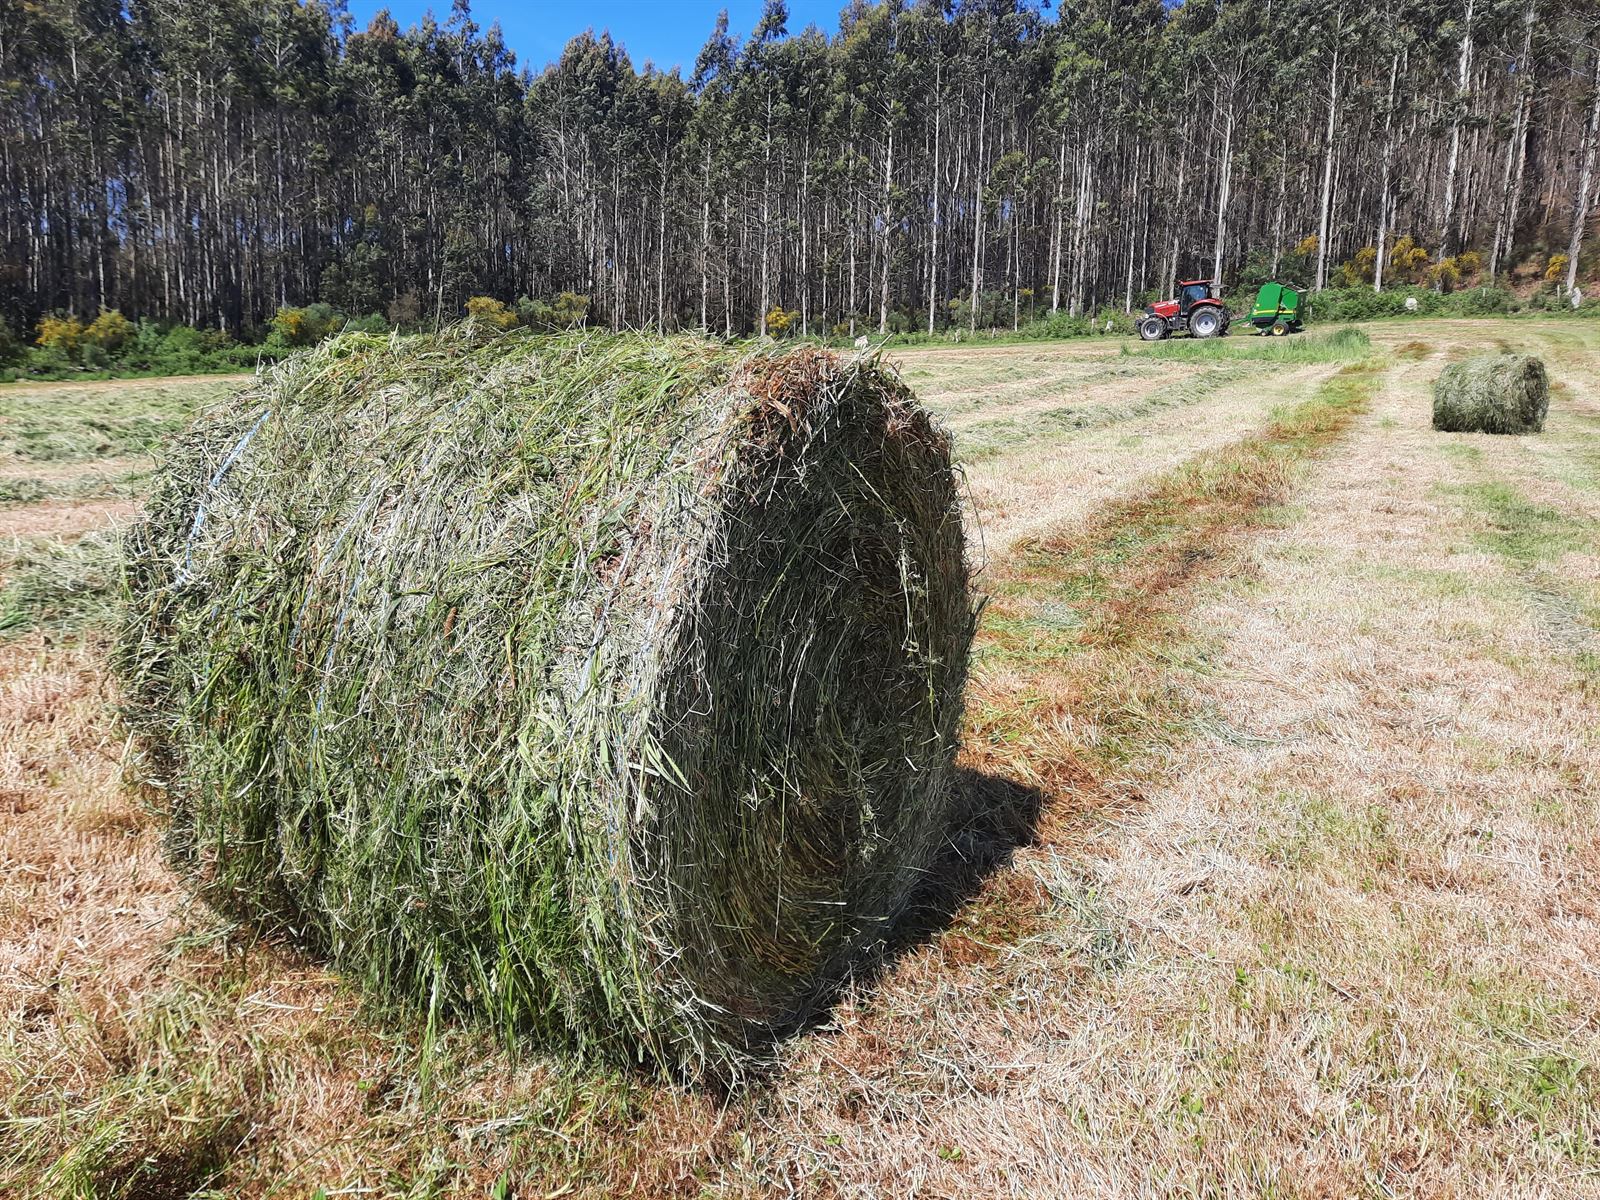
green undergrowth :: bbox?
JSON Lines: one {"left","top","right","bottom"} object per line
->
{"left": 1453, "top": 482, "right": 1593, "bottom": 566}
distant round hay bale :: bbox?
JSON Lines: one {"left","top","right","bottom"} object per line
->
{"left": 117, "top": 329, "right": 974, "bottom": 1077}
{"left": 1432, "top": 353, "right": 1549, "bottom": 435}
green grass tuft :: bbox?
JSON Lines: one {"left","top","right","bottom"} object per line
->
{"left": 1122, "top": 326, "right": 1371, "bottom": 364}
{"left": 0, "top": 378, "right": 241, "bottom": 463}
{"left": 0, "top": 532, "right": 122, "bottom": 640}
{"left": 1453, "top": 482, "right": 1590, "bottom": 565}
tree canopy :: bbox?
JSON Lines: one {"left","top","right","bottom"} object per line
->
{"left": 2, "top": 0, "right": 1596, "bottom": 336}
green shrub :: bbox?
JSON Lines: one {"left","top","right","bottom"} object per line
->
{"left": 1450, "top": 285, "right": 1514, "bottom": 315}
{"left": 24, "top": 344, "right": 78, "bottom": 376}
{"left": 1016, "top": 310, "right": 1094, "bottom": 340}
{"left": 35, "top": 313, "right": 86, "bottom": 357}
{"left": 511, "top": 292, "right": 590, "bottom": 331}
{"left": 1303, "top": 284, "right": 1517, "bottom": 323}
{"left": 270, "top": 302, "right": 345, "bottom": 348}
{"left": 85, "top": 308, "right": 135, "bottom": 351}
{"left": 1305, "top": 287, "right": 1428, "bottom": 322}
{"left": 513, "top": 295, "right": 553, "bottom": 328}
{"left": 551, "top": 291, "right": 590, "bottom": 328}
{"left": 465, "top": 296, "right": 518, "bottom": 329}
{"left": 1094, "top": 306, "right": 1136, "bottom": 336}
{"left": 343, "top": 313, "right": 390, "bottom": 335}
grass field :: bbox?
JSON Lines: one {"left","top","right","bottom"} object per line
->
{"left": 2, "top": 321, "right": 1598, "bottom": 1197}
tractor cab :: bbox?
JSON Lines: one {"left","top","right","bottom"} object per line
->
{"left": 1139, "top": 278, "right": 1230, "bottom": 341}
{"left": 1178, "top": 280, "right": 1214, "bottom": 313}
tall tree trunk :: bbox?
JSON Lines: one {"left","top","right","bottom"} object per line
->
{"left": 1124, "top": 143, "right": 1140, "bottom": 313}
{"left": 760, "top": 89, "right": 772, "bottom": 335}
{"left": 1167, "top": 137, "right": 1188, "bottom": 290}
{"left": 1375, "top": 52, "right": 1399, "bottom": 292}
{"left": 722, "top": 192, "right": 732, "bottom": 337}
{"left": 1439, "top": 0, "right": 1475, "bottom": 267}
{"left": 1491, "top": 0, "right": 1537, "bottom": 280}
{"left": 878, "top": 123, "right": 893, "bottom": 335}
{"left": 656, "top": 160, "right": 668, "bottom": 332}
{"left": 800, "top": 141, "right": 810, "bottom": 335}
{"left": 927, "top": 55, "right": 943, "bottom": 335}
{"left": 1211, "top": 101, "right": 1234, "bottom": 287}
{"left": 968, "top": 82, "right": 988, "bottom": 333}
{"left": 699, "top": 144, "right": 711, "bottom": 331}
{"left": 1567, "top": 52, "right": 1600, "bottom": 294}
{"left": 1050, "top": 129, "right": 1067, "bottom": 312}
{"left": 1315, "top": 44, "right": 1341, "bottom": 290}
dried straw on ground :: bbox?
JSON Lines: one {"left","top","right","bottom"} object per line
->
{"left": 1432, "top": 352, "right": 1549, "bottom": 434}
{"left": 117, "top": 328, "right": 974, "bottom": 1078}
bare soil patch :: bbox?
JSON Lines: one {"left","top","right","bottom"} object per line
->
{"left": 0, "top": 499, "right": 138, "bottom": 540}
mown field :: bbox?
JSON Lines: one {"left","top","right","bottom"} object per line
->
{"left": 2, "top": 322, "right": 1597, "bottom": 1197}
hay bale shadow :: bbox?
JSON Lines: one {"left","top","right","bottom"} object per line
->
{"left": 892, "top": 766, "right": 1045, "bottom": 951}
{"left": 752, "top": 766, "right": 1043, "bottom": 1082}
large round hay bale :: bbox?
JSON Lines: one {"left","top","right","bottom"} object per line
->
{"left": 1432, "top": 352, "right": 1549, "bottom": 434}
{"left": 117, "top": 329, "right": 974, "bottom": 1076}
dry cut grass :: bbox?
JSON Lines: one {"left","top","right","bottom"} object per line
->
{"left": 2, "top": 325, "right": 1599, "bottom": 1197}
{"left": 0, "top": 374, "right": 243, "bottom": 463}
{"left": 709, "top": 335, "right": 1600, "bottom": 1198}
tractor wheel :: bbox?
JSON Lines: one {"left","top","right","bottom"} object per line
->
{"left": 1270, "top": 321, "right": 1289, "bottom": 337}
{"left": 1190, "top": 307, "right": 1223, "bottom": 339}
{"left": 1138, "top": 316, "right": 1167, "bottom": 342}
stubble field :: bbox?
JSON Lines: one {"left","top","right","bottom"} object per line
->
{"left": 2, "top": 321, "right": 1597, "bottom": 1198}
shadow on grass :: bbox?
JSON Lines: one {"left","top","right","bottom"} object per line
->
{"left": 746, "top": 765, "right": 1045, "bottom": 1089}
{"left": 893, "top": 766, "right": 1045, "bottom": 951}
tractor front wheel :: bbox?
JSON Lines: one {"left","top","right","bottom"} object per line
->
{"left": 1138, "top": 316, "right": 1168, "bottom": 342}
{"left": 1190, "top": 308, "right": 1223, "bottom": 339}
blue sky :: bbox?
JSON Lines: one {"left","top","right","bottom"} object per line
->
{"left": 343, "top": 1, "right": 846, "bottom": 75}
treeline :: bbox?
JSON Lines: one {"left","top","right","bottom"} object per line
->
{"left": 0, "top": 293, "right": 595, "bottom": 378}
{"left": 3, "top": 0, "right": 1598, "bottom": 341}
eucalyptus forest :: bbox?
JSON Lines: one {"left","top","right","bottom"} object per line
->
{"left": 3, "top": 0, "right": 1597, "bottom": 338}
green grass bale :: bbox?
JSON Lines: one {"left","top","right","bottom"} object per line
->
{"left": 1432, "top": 353, "right": 1549, "bottom": 434}
{"left": 116, "top": 328, "right": 976, "bottom": 1079}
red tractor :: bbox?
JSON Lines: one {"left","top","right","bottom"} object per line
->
{"left": 1137, "top": 279, "right": 1230, "bottom": 341}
